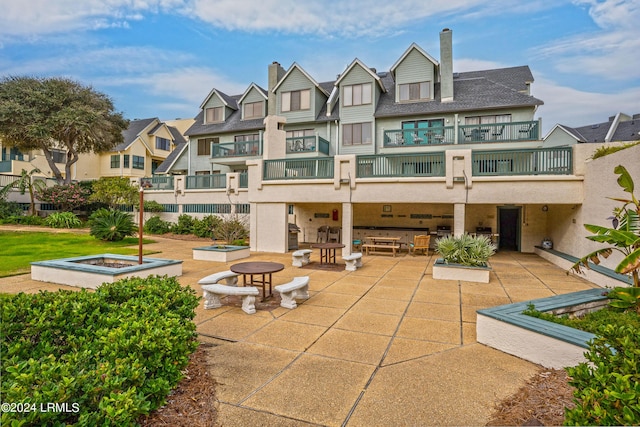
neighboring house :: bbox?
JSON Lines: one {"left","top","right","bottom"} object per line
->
{"left": 74, "top": 118, "right": 188, "bottom": 180}
{"left": 0, "top": 142, "right": 67, "bottom": 180}
{"left": 544, "top": 112, "right": 640, "bottom": 147}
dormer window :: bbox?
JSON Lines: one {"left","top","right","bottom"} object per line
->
{"left": 205, "top": 107, "right": 223, "bottom": 123}
{"left": 399, "top": 82, "right": 430, "bottom": 101}
{"left": 282, "top": 89, "right": 310, "bottom": 112}
{"left": 343, "top": 83, "right": 372, "bottom": 107}
{"left": 156, "top": 137, "right": 170, "bottom": 151}
{"left": 243, "top": 101, "right": 263, "bottom": 119}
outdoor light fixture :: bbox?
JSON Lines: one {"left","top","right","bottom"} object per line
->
{"left": 542, "top": 205, "right": 548, "bottom": 212}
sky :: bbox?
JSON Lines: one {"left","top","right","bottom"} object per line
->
{"left": 0, "top": 0, "right": 638, "bottom": 135}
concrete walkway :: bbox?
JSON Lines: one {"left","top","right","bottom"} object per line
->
{"left": 1, "top": 230, "right": 598, "bottom": 426}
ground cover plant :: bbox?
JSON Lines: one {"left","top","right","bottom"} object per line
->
{"left": 0, "top": 231, "right": 156, "bottom": 277}
{"left": 1, "top": 275, "right": 199, "bottom": 426}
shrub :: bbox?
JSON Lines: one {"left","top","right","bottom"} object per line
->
{"left": 89, "top": 208, "right": 136, "bottom": 241}
{"left": 36, "top": 183, "right": 90, "bottom": 212}
{"left": 565, "top": 324, "right": 640, "bottom": 425}
{"left": 144, "top": 215, "right": 172, "bottom": 235}
{"left": 171, "top": 214, "right": 195, "bottom": 235}
{"left": 192, "top": 215, "right": 222, "bottom": 238}
{"left": 1, "top": 275, "right": 199, "bottom": 426}
{"left": 435, "top": 234, "right": 496, "bottom": 267}
{"left": 214, "top": 216, "right": 249, "bottom": 243}
{"left": 0, "top": 200, "right": 23, "bottom": 219}
{"left": 0, "top": 214, "right": 45, "bottom": 226}
{"left": 89, "top": 176, "right": 138, "bottom": 209}
{"left": 44, "top": 211, "right": 82, "bottom": 229}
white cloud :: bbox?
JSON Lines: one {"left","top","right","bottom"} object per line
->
{"left": 535, "top": 0, "right": 640, "bottom": 80}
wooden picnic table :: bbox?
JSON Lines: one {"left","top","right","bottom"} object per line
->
{"left": 362, "top": 236, "right": 402, "bottom": 257}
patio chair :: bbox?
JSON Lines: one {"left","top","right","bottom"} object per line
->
{"left": 317, "top": 225, "right": 329, "bottom": 243}
{"left": 328, "top": 227, "right": 341, "bottom": 243}
{"left": 409, "top": 234, "right": 431, "bottom": 255}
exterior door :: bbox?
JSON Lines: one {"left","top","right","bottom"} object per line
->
{"left": 498, "top": 207, "right": 520, "bottom": 251}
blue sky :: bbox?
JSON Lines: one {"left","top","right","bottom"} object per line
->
{"left": 0, "top": 0, "right": 638, "bottom": 134}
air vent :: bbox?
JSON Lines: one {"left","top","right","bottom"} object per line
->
{"left": 591, "top": 124, "right": 600, "bottom": 129}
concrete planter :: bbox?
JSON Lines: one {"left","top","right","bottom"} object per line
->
{"left": 432, "top": 258, "right": 491, "bottom": 283}
{"left": 31, "top": 254, "right": 183, "bottom": 289}
{"left": 193, "top": 245, "right": 250, "bottom": 262}
{"left": 476, "top": 288, "right": 607, "bottom": 369}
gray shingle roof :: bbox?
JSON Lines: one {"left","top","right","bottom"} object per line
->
{"left": 611, "top": 119, "right": 640, "bottom": 142}
{"left": 115, "top": 118, "right": 157, "bottom": 151}
{"left": 561, "top": 115, "right": 640, "bottom": 143}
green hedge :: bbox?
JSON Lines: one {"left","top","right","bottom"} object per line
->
{"left": 1, "top": 276, "right": 199, "bottom": 426}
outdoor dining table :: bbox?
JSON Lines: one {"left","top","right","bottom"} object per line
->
{"left": 230, "top": 261, "right": 284, "bottom": 300}
{"left": 310, "top": 242, "right": 345, "bottom": 265}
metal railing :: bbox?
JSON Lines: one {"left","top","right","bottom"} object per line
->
{"left": 472, "top": 147, "right": 573, "bottom": 176}
{"left": 186, "top": 174, "right": 226, "bottom": 189}
{"left": 286, "top": 136, "right": 331, "bottom": 155}
{"left": 356, "top": 153, "right": 446, "bottom": 178}
{"left": 384, "top": 127, "right": 454, "bottom": 146}
{"left": 263, "top": 158, "right": 334, "bottom": 180}
{"left": 212, "top": 140, "right": 261, "bottom": 158}
{"left": 145, "top": 176, "right": 174, "bottom": 190}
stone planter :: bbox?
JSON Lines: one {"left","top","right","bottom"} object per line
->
{"left": 432, "top": 258, "right": 491, "bottom": 283}
{"left": 31, "top": 254, "right": 183, "bottom": 289}
{"left": 476, "top": 288, "right": 607, "bottom": 369}
{"left": 193, "top": 245, "right": 250, "bottom": 262}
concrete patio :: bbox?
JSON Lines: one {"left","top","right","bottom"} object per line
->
{"left": 1, "top": 231, "right": 598, "bottom": 426}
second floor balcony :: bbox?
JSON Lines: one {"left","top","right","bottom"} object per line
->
{"left": 383, "top": 120, "right": 540, "bottom": 147}
{"left": 212, "top": 140, "right": 261, "bottom": 159}
{"left": 286, "top": 135, "right": 331, "bottom": 155}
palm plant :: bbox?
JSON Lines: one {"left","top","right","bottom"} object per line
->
{"left": 436, "top": 234, "right": 496, "bottom": 267}
{"left": 0, "top": 168, "right": 46, "bottom": 215}
{"left": 89, "top": 208, "right": 136, "bottom": 241}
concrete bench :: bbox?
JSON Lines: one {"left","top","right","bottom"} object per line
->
{"left": 343, "top": 252, "right": 363, "bottom": 271}
{"left": 292, "top": 249, "right": 313, "bottom": 267}
{"left": 201, "top": 284, "right": 260, "bottom": 314}
{"left": 197, "top": 270, "right": 239, "bottom": 286}
{"left": 362, "top": 244, "right": 400, "bottom": 257}
{"left": 275, "top": 276, "right": 310, "bottom": 309}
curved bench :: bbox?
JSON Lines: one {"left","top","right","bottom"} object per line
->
{"left": 342, "top": 252, "right": 362, "bottom": 271}
{"left": 201, "top": 284, "right": 260, "bottom": 314}
{"left": 197, "top": 270, "right": 239, "bottom": 286}
{"left": 292, "top": 249, "right": 313, "bottom": 267}
{"left": 275, "top": 276, "right": 310, "bottom": 309}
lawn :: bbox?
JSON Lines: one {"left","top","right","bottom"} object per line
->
{"left": 0, "top": 231, "right": 157, "bottom": 277}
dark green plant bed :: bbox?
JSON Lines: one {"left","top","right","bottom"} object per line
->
{"left": 1, "top": 275, "right": 199, "bottom": 426}
{"left": 523, "top": 303, "right": 640, "bottom": 334}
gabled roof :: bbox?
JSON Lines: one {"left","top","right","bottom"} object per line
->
{"left": 154, "top": 142, "right": 187, "bottom": 174}
{"left": 272, "top": 62, "right": 330, "bottom": 96}
{"left": 545, "top": 124, "right": 589, "bottom": 143}
{"left": 199, "top": 88, "right": 238, "bottom": 111}
{"left": 335, "top": 58, "right": 387, "bottom": 93}
{"left": 552, "top": 113, "right": 640, "bottom": 143}
{"left": 238, "top": 83, "right": 268, "bottom": 105}
{"left": 390, "top": 42, "right": 439, "bottom": 76}
{"left": 115, "top": 118, "right": 158, "bottom": 151}
{"left": 185, "top": 95, "right": 265, "bottom": 137}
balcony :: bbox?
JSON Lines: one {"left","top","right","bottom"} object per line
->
{"left": 186, "top": 174, "right": 227, "bottom": 189}
{"left": 356, "top": 153, "right": 446, "bottom": 178}
{"left": 263, "top": 158, "right": 334, "bottom": 180}
{"left": 286, "top": 136, "right": 331, "bottom": 155}
{"left": 472, "top": 147, "right": 573, "bottom": 176}
{"left": 383, "top": 120, "right": 540, "bottom": 147}
{"left": 212, "top": 140, "right": 261, "bottom": 159}
{"left": 144, "top": 176, "right": 174, "bottom": 190}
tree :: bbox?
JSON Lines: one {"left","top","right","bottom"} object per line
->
{"left": 0, "top": 168, "right": 47, "bottom": 216}
{"left": 90, "top": 177, "right": 138, "bottom": 209}
{"left": 0, "top": 76, "right": 129, "bottom": 184}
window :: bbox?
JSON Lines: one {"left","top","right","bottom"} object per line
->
{"left": 123, "top": 155, "right": 130, "bottom": 168}
{"left": 197, "top": 138, "right": 215, "bottom": 156}
{"left": 132, "top": 155, "right": 144, "bottom": 170}
{"left": 343, "top": 122, "right": 372, "bottom": 145}
{"left": 156, "top": 137, "right": 170, "bottom": 151}
{"left": 343, "top": 83, "right": 372, "bottom": 107}
{"left": 205, "top": 107, "right": 223, "bottom": 123}
{"left": 52, "top": 149, "right": 66, "bottom": 163}
{"left": 243, "top": 101, "right": 263, "bottom": 119}
{"left": 110, "top": 155, "right": 120, "bottom": 169}
{"left": 234, "top": 134, "right": 259, "bottom": 143}
{"left": 465, "top": 114, "right": 511, "bottom": 125}
{"left": 281, "top": 89, "right": 310, "bottom": 112}
{"left": 399, "top": 82, "right": 430, "bottom": 101}
{"left": 195, "top": 170, "right": 210, "bottom": 175}
{"left": 286, "top": 129, "right": 315, "bottom": 151}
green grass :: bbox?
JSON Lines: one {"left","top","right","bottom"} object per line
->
{"left": 0, "top": 231, "right": 157, "bottom": 277}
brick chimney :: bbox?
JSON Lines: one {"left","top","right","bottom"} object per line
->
{"left": 268, "top": 62, "right": 286, "bottom": 115}
{"left": 439, "top": 28, "right": 454, "bottom": 103}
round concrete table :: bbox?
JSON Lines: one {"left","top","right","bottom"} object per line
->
{"left": 230, "top": 261, "right": 284, "bottom": 300}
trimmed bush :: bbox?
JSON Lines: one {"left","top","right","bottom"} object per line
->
{"left": 1, "top": 276, "right": 199, "bottom": 426}
{"left": 565, "top": 324, "right": 640, "bottom": 425}
{"left": 171, "top": 214, "right": 194, "bottom": 235}
{"left": 89, "top": 208, "right": 136, "bottom": 241}
{"left": 44, "top": 211, "right": 82, "bottom": 229}
{"left": 192, "top": 215, "right": 222, "bottom": 238}
{"left": 144, "top": 215, "right": 172, "bottom": 235}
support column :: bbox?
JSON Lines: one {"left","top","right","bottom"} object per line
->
{"left": 453, "top": 203, "right": 466, "bottom": 237}
{"left": 341, "top": 202, "right": 353, "bottom": 256}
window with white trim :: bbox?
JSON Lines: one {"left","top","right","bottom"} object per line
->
{"left": 281, "top": 89, "right": 310, "bottom": 112}
{"left": 465, "top": 114, "right": 511, "bottom": 124}
{"left": 343, "top": 83, "right": 372, "bottom": 106}
{"left": 156, "top": 137, "right": 170, "bottom": 151}
{"left": 132, "top": 155, "right": 144, "bottom": 170}
{"left": 398, "top": 82, "right": 430, "bottom": 101}
{"left": 197, "top": 138, "right": 216, "bottom": 156}
{"left": 243, "top": 101, "right": 263, "bottom": 119}
{"left": 205, "top": 107, "right": 223, "bottom": 123}
{"left": 343, "top": 122, "right": 372, "bottom": 145}
{"left": 110, "top": 155, "right": 120, "bottom": 169}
